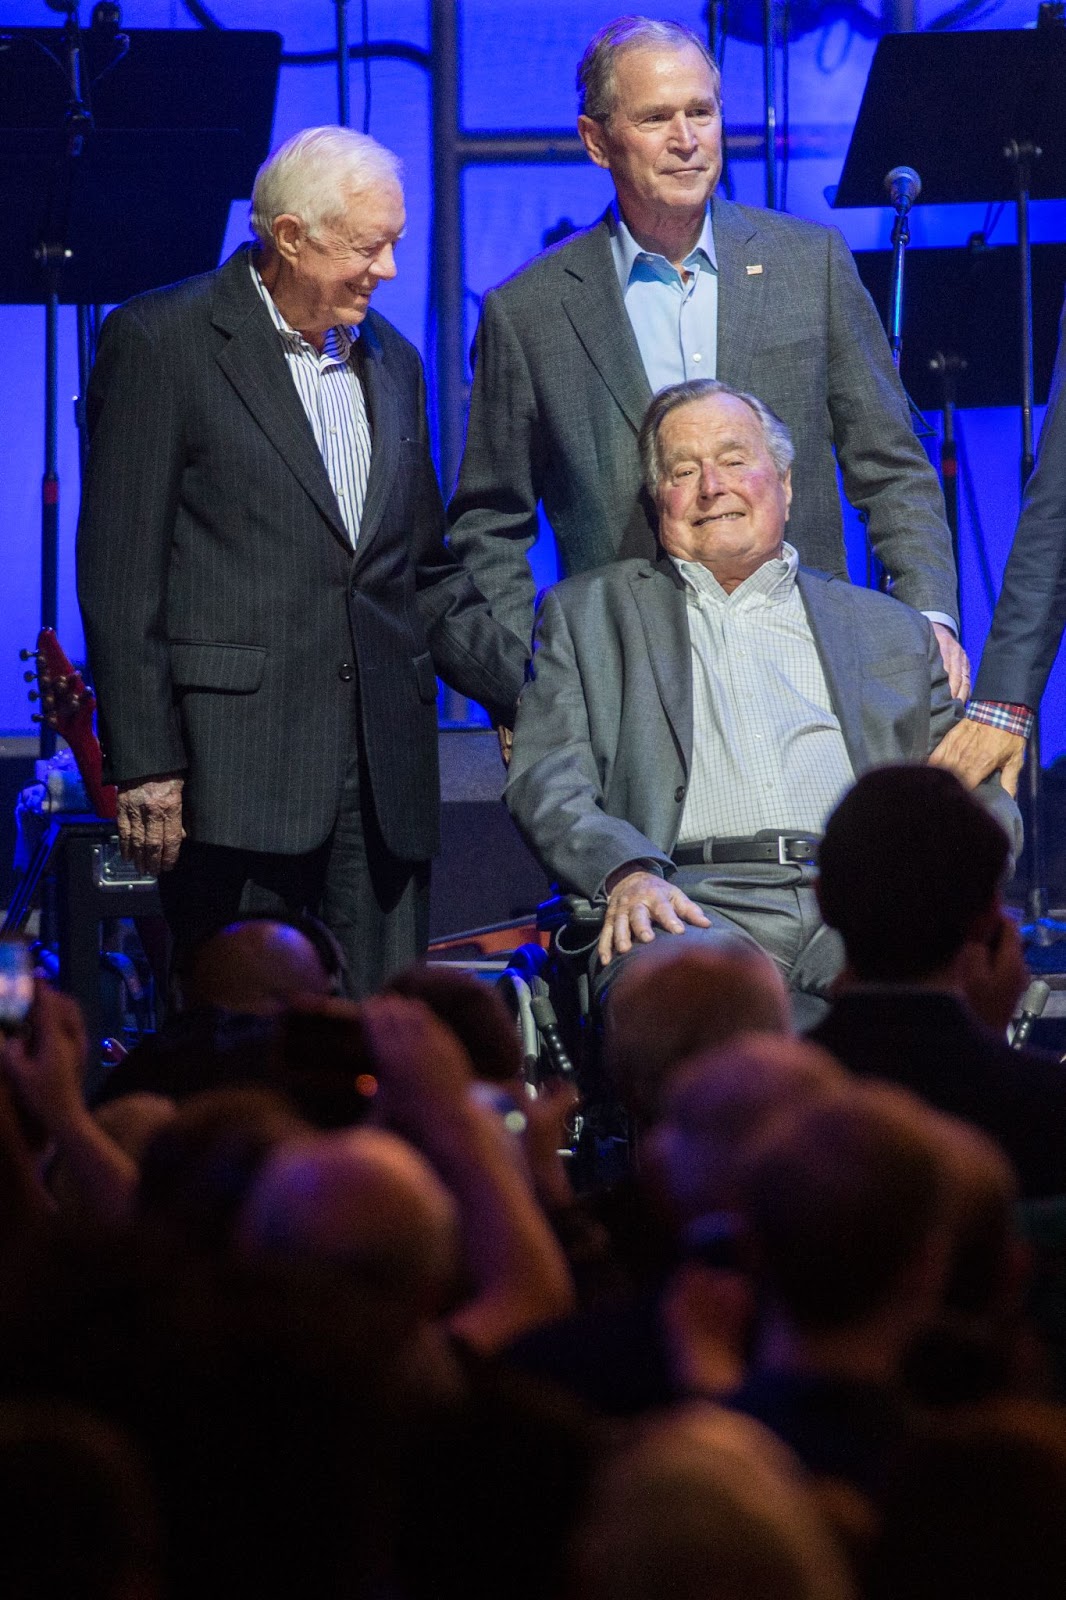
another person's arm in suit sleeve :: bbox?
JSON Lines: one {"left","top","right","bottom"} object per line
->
{"left": 823, "top": 228, "right": 968, "bottom": 695}
{"left": 923, "top": 618, "right": 1023, "bottom": 857}
{"left": 931, "top": 294, "right": 1066, "bottom": 794}
{"left": 75, "top": 305, "right": 186, "bottom": 874}
{"left": 406, "top": 349, "right": 530, "bottom": 723}
{"left": 505, "top": 587, "right": 709, "bottom": 964}
{"left": 444, "top": 290, "right": 545, "bottom": 649}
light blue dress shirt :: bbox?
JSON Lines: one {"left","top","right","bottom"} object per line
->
{"left": 609, "top": 205, "right": 956, "bottom": 640}
{"left": 609, "top": 204, "right": 718, "bottom": 394}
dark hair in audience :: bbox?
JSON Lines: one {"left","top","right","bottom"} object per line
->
{"left": 135, "top": 1086, "right": 309, "bottom": 1253}
{"left": 576, "top": 16, "right": 720, "bottom": 121}
{"left": 817, "top": 765, "right": 1011, "bottom": 982}
{"left": 384, "top": 962, "right": 523, "bottom": 1082}
{"left": 739, "top": 1085, "right": 947, "bottom": 1332}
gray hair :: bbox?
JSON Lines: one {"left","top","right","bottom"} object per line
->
{"left": 250, "top": 126, "right": 403, "bottom": 247}
{"left": 639, "top": 379, "right": 795, "bottom": 496}
{"left": 577, "top": 16, "right": 721, "bottom": 123}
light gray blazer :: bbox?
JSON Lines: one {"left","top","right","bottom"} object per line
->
{"left": 505, "top": 557, "right": 1020, "bottom": 899}
{"left": 449, "top": 200, "right": 959, "bottom": 646}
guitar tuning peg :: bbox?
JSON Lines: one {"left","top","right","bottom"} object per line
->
{"left": 55, "top": 675, "right": 68, "bottom": 690}
{"left": 19, "top": 647, "right": 34, "bottom": 661}
{"left": 23, "top": 670, "right": 35, "bottom": 683}
{"left": 30, "top": 713, "right": 42, "bottom": 724}
{"left": 28, "top": 691, "right": 39, "bottom": 702}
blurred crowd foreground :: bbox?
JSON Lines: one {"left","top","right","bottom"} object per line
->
{"left": 3, "top": 767, "right": 1066, "bottom": 1600}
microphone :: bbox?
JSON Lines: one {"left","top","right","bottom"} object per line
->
{"left": 1011, "top": 978, "right": 1050, "bottom": 1049}
{"left": 884, "top": 166, "right": 922, "bottom": 215}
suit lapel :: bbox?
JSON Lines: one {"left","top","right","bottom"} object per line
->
{"left": 212, "top": 251, "right": 351, "bottom": 552}
{"left": 796, "top": 568, "right": 871, "bottom": 774}
{"left": 352, "top": 317, "right": 398, "bottom": 561}
{"left": 560, "top": 215, "right": 651, "bottom": 434}
{"left": 712, "top": 198, "right": 763, "bottom": 391}
{"left": 631, "top": 559, "right": 693, "bottom": 772}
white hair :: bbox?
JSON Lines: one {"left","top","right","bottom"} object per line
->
{"left": 250, "top": 125, "right": 403, "bottom": 247}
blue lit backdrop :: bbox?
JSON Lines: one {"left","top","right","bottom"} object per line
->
{"left": 2, "top": 0, "right": 1064, "bottom": 753}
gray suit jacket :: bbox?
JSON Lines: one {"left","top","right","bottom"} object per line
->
{"left": 449, "top": 201, "right": 958, "bottom": 645}
{"left": 77, "top": 247, "right": 527, "bottom": 860}
{"left": 973, "top": 292, "right": 1066, "bottom": 709}
{"left": 505, "top": 557, "right": 1020, "bottom": 900}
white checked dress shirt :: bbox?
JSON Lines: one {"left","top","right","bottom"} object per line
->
{"left": 673, "top": 543, "right": 855, "bottom": 843}
{"left": 252, "top": 261, "right": 371, "bottom": 547}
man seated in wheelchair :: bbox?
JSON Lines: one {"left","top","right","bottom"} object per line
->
{"left": 504, "top": 379, "right": 1019, "bottom": 1029}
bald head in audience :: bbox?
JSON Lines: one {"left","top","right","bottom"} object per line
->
{"left": 572, "top": 1403, "right": 855, "bottom": 1600}
{"left": 605, "top": 937, "right": 791, "bottom": 1128}
{"left": 182, "top": 917, "right": 337, "bottom": 1016}
{"left": 649, "top": 1034, "right": 847, "bottom": 1228}
{"left": 239, "top": 1126, "right": 461, "bottom": 1317}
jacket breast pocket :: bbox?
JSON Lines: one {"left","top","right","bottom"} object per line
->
{"left": 169, "top": 642, "right": 266, "bottom": 693}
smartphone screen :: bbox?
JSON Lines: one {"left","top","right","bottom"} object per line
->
{"left": 0, "top": 941, "right": 34, "bottom": 1037}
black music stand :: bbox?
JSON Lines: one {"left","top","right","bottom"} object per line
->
{"left": 834, "top": 28, "right": 1066, "bottom": 940}
{"left": 853, "top": 242, "right": 1066, "bottom": 590}
{"left": 0, "top": 22, "right": 280, "bottom": 747}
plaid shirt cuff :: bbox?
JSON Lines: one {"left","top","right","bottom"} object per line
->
{"left": 966, "top": 701, "right": 1034, "bottom": 739}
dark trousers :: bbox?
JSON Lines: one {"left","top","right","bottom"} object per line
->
{"left": 158, "top": 722, "right": 429, "bottom": 1000}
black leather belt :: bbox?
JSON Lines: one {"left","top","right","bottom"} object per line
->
{"left": 672, "top": 831, "right": 820, "bottom": 867}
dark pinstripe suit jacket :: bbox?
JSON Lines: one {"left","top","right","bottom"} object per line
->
{"left": 76, "top": 247, "right": 527, "bottom": 860}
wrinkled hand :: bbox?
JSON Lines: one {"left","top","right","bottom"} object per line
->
{"left": 116, "top": 775, "right": 185, "bottom": 875}
{"left": 929, "top": 719, "right": 1027, "bottom": 796}
{"left": 931, "top": 624, "right": 971, "bottom": 702}
{"left": 1, "top": 981, "right": 88, "bottom": 1133}
{"left": 496, "top": 725, "right": 514, "bottom": 768}
{"left": 598, "top": 870, "right": 711, "bottom": 967}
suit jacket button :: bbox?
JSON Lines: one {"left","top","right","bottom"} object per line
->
{"left": 338, "top": 661, "right": 354, "bottom": 682}
{"left": 675, "top": 785, "right": 685, "bottom": 803}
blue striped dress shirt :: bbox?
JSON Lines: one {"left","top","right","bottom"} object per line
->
{"left": 252, "top": 260, "right": 371, "bottom": 547}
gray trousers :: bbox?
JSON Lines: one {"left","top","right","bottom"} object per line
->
{"left": 593, "top": 861, "right": 844, "bottom": 1031}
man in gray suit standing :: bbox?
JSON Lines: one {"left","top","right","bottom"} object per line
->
{"left": 77, "top": 127, "right": 527, "bottom": 996}
{"left": 505, "top": 380, "right": 1018, "bottom": 1025}
{"left": 449, "top": 15, "right": 968, "bottom": 708}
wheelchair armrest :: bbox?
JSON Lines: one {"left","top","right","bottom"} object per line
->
{"left": 536, "top": 893, "right": 606, "bottom": 934}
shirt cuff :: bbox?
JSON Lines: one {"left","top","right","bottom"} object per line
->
{"left": 922, "top": 612, "right": 958, "bottom": 635}
{"left": 965, "top": 700, "right": 1034, "bottom": 739}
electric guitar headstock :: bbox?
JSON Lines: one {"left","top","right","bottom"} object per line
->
{"left": 20, "top": 628, "right": 117, "bottom": 820}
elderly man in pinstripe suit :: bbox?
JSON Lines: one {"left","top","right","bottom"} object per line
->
{"left": 77, "top": 127, "right": 527, "bottom": 996}
{"left": 505, "top": 381, "right": 1020, "bottom": 1027}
